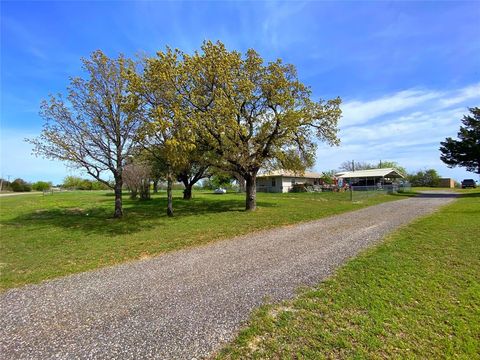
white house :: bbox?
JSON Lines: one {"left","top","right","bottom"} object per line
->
{"left": 256, "top": 170, "right": 323, "bottom": 193}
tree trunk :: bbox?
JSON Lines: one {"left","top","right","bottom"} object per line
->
{"left": 129, "top": 188, "right": 138, "bottom": 200}
{"left": 140, "top": 179, "right": 151, "bottom": 200}
{"left": 167, "top": 175, "right": 174, "bottom": 217}
{"left": 234, "top": 173, "right": 246, "bottom": 192}
{"left": 245, "top": 173, "right": 257, "bottom": 211}
{"left": 114, "top": 178, "right": 123, "bottom": 218}
{"left": 153, "top": 179, "right": 159, "bottom": 193}
{"left": 183, "top": 183, "right": 193, "bottom": 200}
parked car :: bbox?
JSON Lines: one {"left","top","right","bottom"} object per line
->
{"left": 214, "top": 188, "right": 227, "bottom": 194}
{"left": 461, "top": 179, "right": 477, "bottom": 188}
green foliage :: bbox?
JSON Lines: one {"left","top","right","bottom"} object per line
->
{"left": 63, "top": 176, "right": 86, "bottom": 189}
{"left": 28, "top": 50, "right": 142, "bottom": 218}
{"left": 408, "top": 169, "right": 441, "bottom": 187}
{"left": 90, "top": 181, "right": 110, "bottom": 190}
{"left": 377, "top": 160, "right": 407, "bottom": 176}
{"left": 204, "top": 174, "right": 234, "bottom": 190}
{"left": 132, "top": 51, "right": 200, "bottom": 215}
{"left": 143, "top": 41, "right": 341, "bottom": 210}
{"left": 440, "top": 107, "right": 480, "bottom": 174}
{"left": 32, "top": 181, "right": 52, "bottom": 191}
{"left": 10, "top": 178, "right": 32, "bottom": 192}
{"left": 290, "top": 183, "right": 308, "bottom": 192}
{"left": 320, "top": 170, "right": 336, "bottom": 184}
{"left": 63, "top": 176, "right": 109, "bottom": 190}
{"left": 28, "top": 44, "right": 341, "bottom": 214}
{"left": 0, "top": 190, "right": 407, "bottom": 290}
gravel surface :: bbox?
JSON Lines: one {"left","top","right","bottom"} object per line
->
{"left": 0, "top": 192, "right": 456, "bottom": 359}
{"left": 0, "top": 192, "right": 42, "bottom": 197}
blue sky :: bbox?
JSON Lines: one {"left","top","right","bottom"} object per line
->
{"left": 1, "top": 1, "right": 479, "bottom": 184}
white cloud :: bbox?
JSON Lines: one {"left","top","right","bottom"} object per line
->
{"left": 340, "top": 89, "right": 442, "bottom": 127}
{"left": 339, "top": 107, "right": 464, "bottom": 144}
{"left": 314, "top": 83, "right": 480, "bottom": 181}
{"left": 340, "top": 82, "right": 480, "bottom": 128}
{"left": 439, "top": 83, "right": 480, "bottom": 107}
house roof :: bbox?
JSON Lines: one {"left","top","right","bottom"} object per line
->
{"left": 257, "top": 170, "right": 323, "bottom": 178}
{"left": 337, "top": 168, "right": 405, "bottom": 179}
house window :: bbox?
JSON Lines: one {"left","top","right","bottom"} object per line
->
{"left": 272, "top": 179, "right": 276, "bottom": 187}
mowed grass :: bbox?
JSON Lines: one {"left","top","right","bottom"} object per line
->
{"left": 218, "top": 190, "right": 480, "bottom": 359}
{"left": 0, "top": 189, "right": 410, "bottom": 290}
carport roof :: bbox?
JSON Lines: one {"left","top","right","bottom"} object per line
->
{"left": 337, "top": 168, "right": 405, "bottom": 179}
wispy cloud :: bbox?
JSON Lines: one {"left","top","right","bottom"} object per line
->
{"left": 439, "top": 83, "right": 480, "bottom": 108}
{"left": 1, "top": 16, "right": 48, "bottom": 60}
{"left": 315, "top": 83, "right": 480, "bottom": 180}
{"left": 340, "top": 89, "right": 443, "bottom": 127}
{"left": 340, "top": 83, "right": 480, "bottom": 128}
{"left": 260, "top": 1, "right": 309, "bottom": 52}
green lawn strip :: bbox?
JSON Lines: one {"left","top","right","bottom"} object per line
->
{"left": 0, "top": 190, "right": 410, "bottom": 290}
{"left": 218, "top": 191, "right": 480, "bottom": 359}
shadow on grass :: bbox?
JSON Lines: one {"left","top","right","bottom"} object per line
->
{"left": 5, "top": 195, "right": 275, "bottom": 236}
{"left": 458, "top": 191, "right": 480, "bottom": 198}
{"left": 416, "top": 192, "right": 460, "bottom": 199}
{"left": 391, "top": 191, "right": 417, "bottom": 198}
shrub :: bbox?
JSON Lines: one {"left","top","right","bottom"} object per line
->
{"left": 290, "top": 183, "right": 307, "bottom": 192}
{"left": 203, "top": 174, "right": 234, "bottom": 190}
{"left": 11, "top": 178, "right": 32, "bottom": 192}
{"left": 32, "top": 181, "right": 52, "bottom": 191}
{"left": 62, "top": 176, "right": 110, "bottom": 190}
{"left": 407, "top": 169, "right": 441, "bottom": 187}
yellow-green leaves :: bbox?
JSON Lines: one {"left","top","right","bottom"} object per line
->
{"left": 165, "top": 41, "right": 342, "bottom": 177}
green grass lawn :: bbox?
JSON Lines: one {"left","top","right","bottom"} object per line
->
{"left": 0, "top": 189, "right": 412, "bottom": 290}
{"left": 218, "top": 190, "right": 480, "bottom": 359}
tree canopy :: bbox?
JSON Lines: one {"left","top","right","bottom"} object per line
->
{"left": 29, "top": 42, "right": 342, "bottom": 216}
{"left": 132, "top": 51, "right": 197, "bottom": 216}
{"left": 169, "top": 41, "right": 342, "bottom": 210}
{"left": 408, "top": 169, "right": 441, "bottom": 187}
{"left": 440, "top": 107, "right": 480, "bottom": 175}
{"left": 28, "top": 51, "right": 142, "bottom": 217}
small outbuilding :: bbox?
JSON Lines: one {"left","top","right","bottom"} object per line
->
{"left": 256, "top": 170, "right": 323, "bottom": 193}
{"left": 336, "top": 168, "right": 405, "bottom": 187}
{"left": 439, "top": 178, "right": 455, "bottom": 188}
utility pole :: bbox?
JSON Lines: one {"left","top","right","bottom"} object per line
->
{"left": 1, "top": 175, "right": 12, "bottom": 192}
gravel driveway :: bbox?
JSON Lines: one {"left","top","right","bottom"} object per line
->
{"left": 0, "top": 192, "right": 456, "bottom": 359}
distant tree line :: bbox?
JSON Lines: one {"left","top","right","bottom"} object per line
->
{"left": 0, "top": 176, "right": 112, "bottom": 192}
{"left": 0, "top": 178, "right": 52, "bottom": 192}
{"left": 28, "top": 41, "right": 342, "bottom": 218}
{"left": 62, "top": 176, "right": 110, "bottom": 190}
